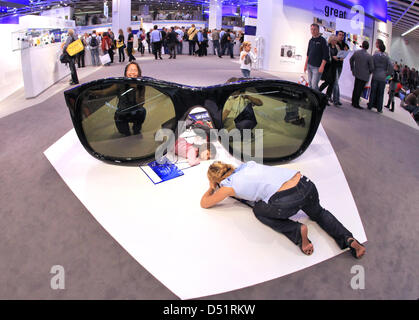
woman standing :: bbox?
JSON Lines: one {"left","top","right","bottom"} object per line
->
{"left": 117, "top": 29, "right": 125, "bottom": 63}
{"left": 319, "top": 35, "right": 340, "bottom": 105}
{"left": 201, "top": 161, "right": 366, "bottom": 259}
{"left": 385, "top": 63, "right": 400, "bottom": 112}
{"left": 367, "top": 39, "right": 392, "bottom": 113}
{"left": 239, "top": 41, "right": 257, "bottom": 78}
{"left": 101, "top": 32, "right": 114, "bottom": 65}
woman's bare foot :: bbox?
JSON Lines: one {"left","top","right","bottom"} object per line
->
{"left": 300, "top": 224, "right": 314, "bottom": 255}
{"left": 348, "top": 238, "right": 366, "bottom": 259}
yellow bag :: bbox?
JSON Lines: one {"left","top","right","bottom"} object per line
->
{"left": 116, "top": 41, "right": 124, "bottom": 49}
{"left": 66, "top": 39, "right": 84, "bottom": 56}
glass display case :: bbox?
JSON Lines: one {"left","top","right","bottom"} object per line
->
{"left": 11, "top": 27, "right": 69, "bottom": 51}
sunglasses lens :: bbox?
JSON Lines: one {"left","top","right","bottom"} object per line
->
{"left": 79, "top": 82, "right": 176, "bottom": 160}
{"left": 222, "top": 85, "right": 315, "bottom": 160}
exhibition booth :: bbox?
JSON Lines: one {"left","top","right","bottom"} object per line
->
{"left": 255, "top": 0, "right": 392, "bottom": 99}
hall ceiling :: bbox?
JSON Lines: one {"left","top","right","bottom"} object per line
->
{"left": 387, "top": 0, "right": 419, "bottom": 38}
{"left": 2, "top": 0, "right": 418, "bottom": 39}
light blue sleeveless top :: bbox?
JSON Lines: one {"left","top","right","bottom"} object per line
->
{"left": 220, "top": 161, "right": 298, "bottom": 203}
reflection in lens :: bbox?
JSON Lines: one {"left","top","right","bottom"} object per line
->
{"left": 80, "top": 83, "right": 176, "bottom": 159}
{"left": 222, "top": 85, "right": 313, "bottom": 160}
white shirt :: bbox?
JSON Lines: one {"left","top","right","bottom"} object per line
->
{"left": 240, "top": 51, "right": 257, "bottom": 70}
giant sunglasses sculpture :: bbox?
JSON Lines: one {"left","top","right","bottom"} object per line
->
{"left": 64, "top": 77, "right": 327, "bottom": 165}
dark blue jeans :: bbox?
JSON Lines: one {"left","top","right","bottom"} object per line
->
{"left": 253, "top": 176, "right": 353, "bottom": 249}
{"left": 368, "top": 79, "right": 386, "bottom": 112}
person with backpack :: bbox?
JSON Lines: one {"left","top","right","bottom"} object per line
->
{"left": 187, "top": 24, "right": 198, "bottom": 55}
{"left": 88, "top": 30, "right": 100, "bottom": 66}
{"left": 62, "top": 29, "right": 79, "bottom": 85}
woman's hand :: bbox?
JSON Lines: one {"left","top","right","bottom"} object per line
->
{"left": 254, "top": 47, "right": 257, "bottom": 54}
{"left": 200, "top": 185, "right": 235, "bottom": 209}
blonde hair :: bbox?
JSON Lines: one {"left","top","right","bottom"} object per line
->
{"left": 207, "top": 161, "right": 235, "bottom": 184}
{"left": 240, "top": 41, "right": 251, "bottom": 52}
{"left": 328, "top": 35, "right": 337, "bottom": 44}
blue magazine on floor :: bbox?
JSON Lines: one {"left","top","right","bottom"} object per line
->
{"left": 140, "top": 157, "right": 191, "bottom": 184}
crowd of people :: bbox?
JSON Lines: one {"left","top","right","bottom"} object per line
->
{"left": 304, "top": 23, "right": 418, "bottom": 121}
{"left": 61, "top": 26, "right": 247, "bottom": 85}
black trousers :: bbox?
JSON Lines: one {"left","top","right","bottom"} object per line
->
{"left": 386, "top": 90, "right": 396, "bottom": 111}
{"left": 195, "top": 42, "right": 203, "bottom": 56}
{"left": 76, "top": 50, "right": 85, "bottom": 68}
{"left": 127, "top": 46, "right": 135, "bottom": 61}
{"left": 168, "top": 43, "right": 176, "bottom": 58}
{"left": 118, "top": 47, "right": 125, "bottom": 62}
{"left": 368, "top": 79, "right": 386, "bottom": 112}
{"left": 319, "top": 78, "right": 336, "bottom": 98}
{"left": 352, "top": 78, "right": 367, "bottom": 107}
{"left": 152, "top": 41, "right": 162, "bottom": 59}
{"left": 253, "top": 176, "right": 353, "bottom": 249}
{"left": 68, "top": 57, "right": 79, "bottom": 84}
{"left": 108, "top": 49, "right": 114, "bottom": 63}
{"left": 189, "top": 40, "right": 196, "bottom": 55}
{"left": 138, "top": 41, "right": 145, "bottom": 55}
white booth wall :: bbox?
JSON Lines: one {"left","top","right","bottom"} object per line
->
{"left": 0, "top": 24, "right": 23, "bottom": 102}
{"left": 256, "top": 0, "right": 376, "bottom": 73}
{"left": 390, "top": 31, "right": 419, "bottom": 69}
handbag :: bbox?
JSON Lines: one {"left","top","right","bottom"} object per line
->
{"left": 100, "top": 53, "right": 111, "bottom": 65}
{"left": 60, "top": 52, "right": 69, "bottom": 64}
{"left": 66, "top": 38, "right": 84, "bottom": 56}
{"left": 116, "top": 40, "right": 124, "bottom": 49}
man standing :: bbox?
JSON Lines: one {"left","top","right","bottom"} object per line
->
{"left": 212, "top": 28, "right": 222, "bottom": 58}
{"left": 350, "top": 41, "right": 374, "bottom": 109}
{"left": 167, "top": 27, "right": 178, "bottom": 59}
{"left": 304, "top": 24, "right": 329, "bottom": 91}
{"left": 187, "top": 24, "right": 198, "bottom": 55}
{"left": 89, "top": 30, "right": 100, "bottom": 66}
{"left": 332, "top": 30, "right": 349, "bottom": 106}
{"left": 227, "top": 30, "right": 235, "bottom": 59}
{"left": 126, "top": 27, "right": 136, "bottom": 62}
{"left": 175, "top": 26, "right": 184, "bottom": 55}
{"left": 63, "top": 29, "right": 79, "bottom": 85}
{"left": 220, "top": 28, "right": 226, "bottom": 55}
{"left": 151, "top": 25, "right": 163, "bottom": 60}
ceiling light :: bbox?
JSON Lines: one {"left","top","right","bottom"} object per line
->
{"left": 401, "top": 24, "right": 419, "bottom": 37}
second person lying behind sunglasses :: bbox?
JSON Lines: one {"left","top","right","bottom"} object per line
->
{"left": 201, "top": 161, "right": 366, "bottom": 259}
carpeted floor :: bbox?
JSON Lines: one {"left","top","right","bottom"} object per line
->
{"left": 0, "top": 54, "right": 418, "bottom": 299}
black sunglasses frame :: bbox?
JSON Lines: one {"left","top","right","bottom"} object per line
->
{"left": 64, "top": 76, "right": 327, "bottom": 165}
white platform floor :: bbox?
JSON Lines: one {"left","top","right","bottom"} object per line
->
{"left": 44, "top": 124, "right": 367, "bottom": 299}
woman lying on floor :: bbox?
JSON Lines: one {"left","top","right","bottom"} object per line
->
{"left": 200, "top": 161, "right": 366, "bottom": 259}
